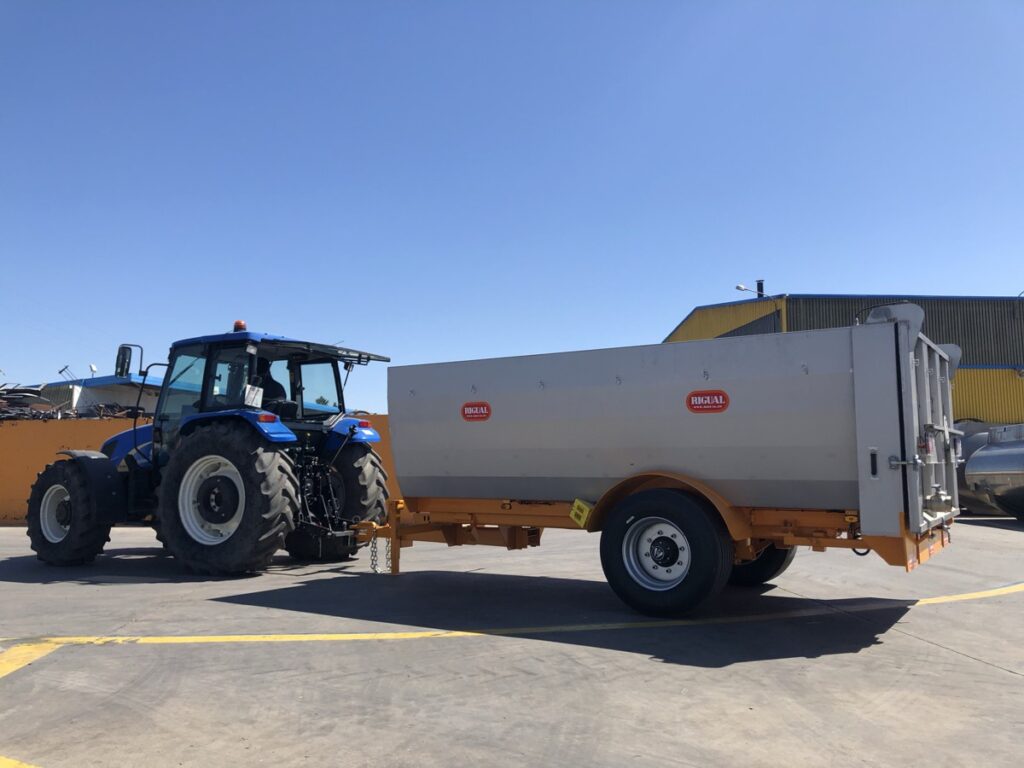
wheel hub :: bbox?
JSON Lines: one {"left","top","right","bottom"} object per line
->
{"left": 177, "top": 455, "right": 247, "bottom": 546}
{"left": 649, "top": 535, "right": 679, "bottom": 567}
{"left": 55, "top": 500, "right": 73, "bottom": 527}
{"left": 196, "top": 476, "right": 239, "bottom": 524}
{"left": 621, "top": 517, "right": 692, "bottom": 591}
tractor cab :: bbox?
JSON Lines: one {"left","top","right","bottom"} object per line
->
{"left": 150, "top": 321, "right": 389, "bottom": 458}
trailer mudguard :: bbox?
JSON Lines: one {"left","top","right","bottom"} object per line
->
{"left": 57, "top": 451, "right": 130, "bottom": 524}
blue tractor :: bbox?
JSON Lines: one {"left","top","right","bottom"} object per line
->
{"left": 26, "top": 322, "right": 390, "bottom": 574}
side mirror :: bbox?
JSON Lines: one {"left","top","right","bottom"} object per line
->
{"left": 115, "top": 345, "right": 133, "bottom": 378}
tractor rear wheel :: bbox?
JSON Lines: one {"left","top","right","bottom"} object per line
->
{"left": 284, "top": 444, "right": 387, "bottom": 563}
{"left": 26, "top": 461, "right": 111, "bottom": 566}
{"left": 600, "top": 489, "right": 732, "bottom": 616}
{"left": 157, "top": 422, "right": 298, "bottom": 575}
{"left": 728, "top": 544, "right": 796, "bottom": 587}
{"left": 335, "top": 444, "right": 388, "bottom": 524}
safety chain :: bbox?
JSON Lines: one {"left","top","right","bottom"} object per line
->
{"left": 369, "top": 530, "right": 380, "bottom": 573}
{"left": 368, "top": 526, "right": 392, "bottom": 574}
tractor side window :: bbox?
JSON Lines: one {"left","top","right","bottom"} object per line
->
{"left": 298, "top": 361, "right": 341, "bottom": 416}
{"left": 205, "top": 346, "right": 252, "bottom": 410}
{"left": 156, "top": 345, "right": 207, "bottom": 441}
{"left": 267, "top": 360, "right": 291, "bottom": 400}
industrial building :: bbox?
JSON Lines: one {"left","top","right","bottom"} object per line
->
{"left": 665, "top": 294, "right": 1024, "bottom": 424}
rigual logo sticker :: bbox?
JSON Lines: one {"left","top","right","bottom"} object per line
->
{"left": 686, "top": 390, "right": 729, "bottom": 413}
{"left": 462, "top": 401, "right": 491, "bottom": 421}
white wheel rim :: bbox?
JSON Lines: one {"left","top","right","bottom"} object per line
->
{"left": 40, "top": 484, "right": 71, "bottom": 544}
{"left": 622, "top": 516, "right": 692, "bottom": 591}
{"left": 177, "top": 455, "right": 246, "bottom": 546}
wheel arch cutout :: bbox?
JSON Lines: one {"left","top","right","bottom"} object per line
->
{"left": 586, "top": 472, "right": 749, "bottom": 542}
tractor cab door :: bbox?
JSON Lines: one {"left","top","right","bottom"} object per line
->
{"left": 154, "top": 344, "right": 207, "bottom": 454}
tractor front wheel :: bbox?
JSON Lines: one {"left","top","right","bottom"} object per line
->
{"left": 157, "top": 422, "right": 298, "bottom": 575}
{"left": 27, "top": 461, "right": 111, "bottom": 566}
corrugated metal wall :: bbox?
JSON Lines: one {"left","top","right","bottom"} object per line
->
{"left": 664, "top": 297, "right": 785, "bottom": 342}
{"left": 668, "top": 295, "right": 1024, "bottom": 424}
{"left": 787, "top": 297, "right": 1024, "bottom": 366}
{"left": 951, "top": 369, "right": 1024, "bottom": 423}
{"left": 719, "top": 311, "right": 782, "bottom": 338}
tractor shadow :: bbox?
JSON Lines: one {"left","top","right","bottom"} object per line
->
{"left": 0, "top": 545, "right": 351, "bottom": 585}
{"left": 215, "top": 569, "right": 913, "bottom": 668}
{"left": 0, "top": 546, "right": 245, "bottom": 585}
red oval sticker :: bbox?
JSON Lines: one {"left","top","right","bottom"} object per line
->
{"left": 462, "top": 401, "right": 492, "bottom": 421}
{"left": 686, "top": 390, "right": 729, "bottom": 413}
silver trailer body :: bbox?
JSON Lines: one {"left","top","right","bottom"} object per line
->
{"left": 388, "top": 305, "right": 960, "bottom": 538}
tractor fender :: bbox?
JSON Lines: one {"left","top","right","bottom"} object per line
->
{"left": 324, "top": 417, "right": 381, "bottom": 452}
{"left": 56, "top": 452, "right": 130, "bottom": 524}
{"left": 179, "top": 410, "right": 298, "bottom": 443}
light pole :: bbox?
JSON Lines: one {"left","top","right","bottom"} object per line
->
{"left": 735, "top": 280, "right": 785, "bottom": 332}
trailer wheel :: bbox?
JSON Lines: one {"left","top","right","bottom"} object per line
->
{"left": 26, "top": 461, "right": 112, "bottom": 566}
{"left": 728, "top": 544, "right": 796, "bottom": 587}
{"left": 284, "top": 527, "right": 357, "bottom": 563}
{"left": 600, "top": 489, "right": 732, "bottom": 616}
{"left": 157, "top": 422, "right": 298, "bottom": 575}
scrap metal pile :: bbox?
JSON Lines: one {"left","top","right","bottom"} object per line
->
{"left": 0, "top": 385, "right": 142, "bottom": 420}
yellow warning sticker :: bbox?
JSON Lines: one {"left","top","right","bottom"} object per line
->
{"left": 570, "top": 498, "right": 593, "bottom": 528}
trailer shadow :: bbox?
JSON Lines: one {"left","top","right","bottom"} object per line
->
{"left": 216, "top": 570, "right": 913, "bottom": 668}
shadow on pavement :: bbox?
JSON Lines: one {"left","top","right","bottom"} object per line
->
{"left": 955, "top": 516, "right": 1023, "bottom": 532}
{"left": 0, "top": 546, "right": 243, "bottom": 585}
{"left": 216, "top": 570, "right": 913, "bottom": 668}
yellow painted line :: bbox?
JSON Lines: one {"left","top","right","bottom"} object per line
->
{"left": 915, "top": 581, "right": 1024, "bottom": 605}
{"left": 0, "top": 642, "right": 63, "bottom": 681}
{"left": 0, "top": 754, "right": 43, "bottom": 768}
{"left": 3, "top": 581, "right": 1022, "bottom": 658}
{"left": 50, "top": 629, "right": 481, "bottom": 646}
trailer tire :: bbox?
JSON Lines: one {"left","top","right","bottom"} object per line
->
{"left": 728, "top": 544, "right": 796, "bottom": 587}
{"left": 284, "top": 527, "right": 357, "bottom": 563}
{"left": 26, "top": 461, "right": 112, "bottom": 566}
{"left": 600, "top": 489, "right": 732, "bottom": 616}
{"left": 157, "top": 422, "right": 298, "bottom": 575}
{"left": 334, "top": 444, "right": 389, "bottom": 524}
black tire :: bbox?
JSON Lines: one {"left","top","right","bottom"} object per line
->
{"left": 26, "top": 461, "right": 111, "bottom": 566}
{"left": 728, "top": 543, "right": 796, "bottom": 587}
{"left": 284, "top": 527, "right": 357, "bottom": 563}
{"left": 335, "top": 443, "right": 389, "bottom": 524}
{"left": 157, "top": 421, "right": 298, "bottom": 575}
{"left": 151, "top": 518, "right": 170, "bottom": 551}
{"left": 600, "top": 489, "right": 733, "bottom": 616}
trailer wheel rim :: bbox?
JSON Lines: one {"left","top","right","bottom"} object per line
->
{"left": 40, "top": 484, "right": 72, "bottom": 544}
{"left": 622, "top": 516, "right": 691, "bottom": 591}
{"left": 178, "top": 455, "right": 246, "bottom": 546}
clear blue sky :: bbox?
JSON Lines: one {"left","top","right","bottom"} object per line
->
{"left": 2, "top": 1, "right": 1022, "bottom": 411}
